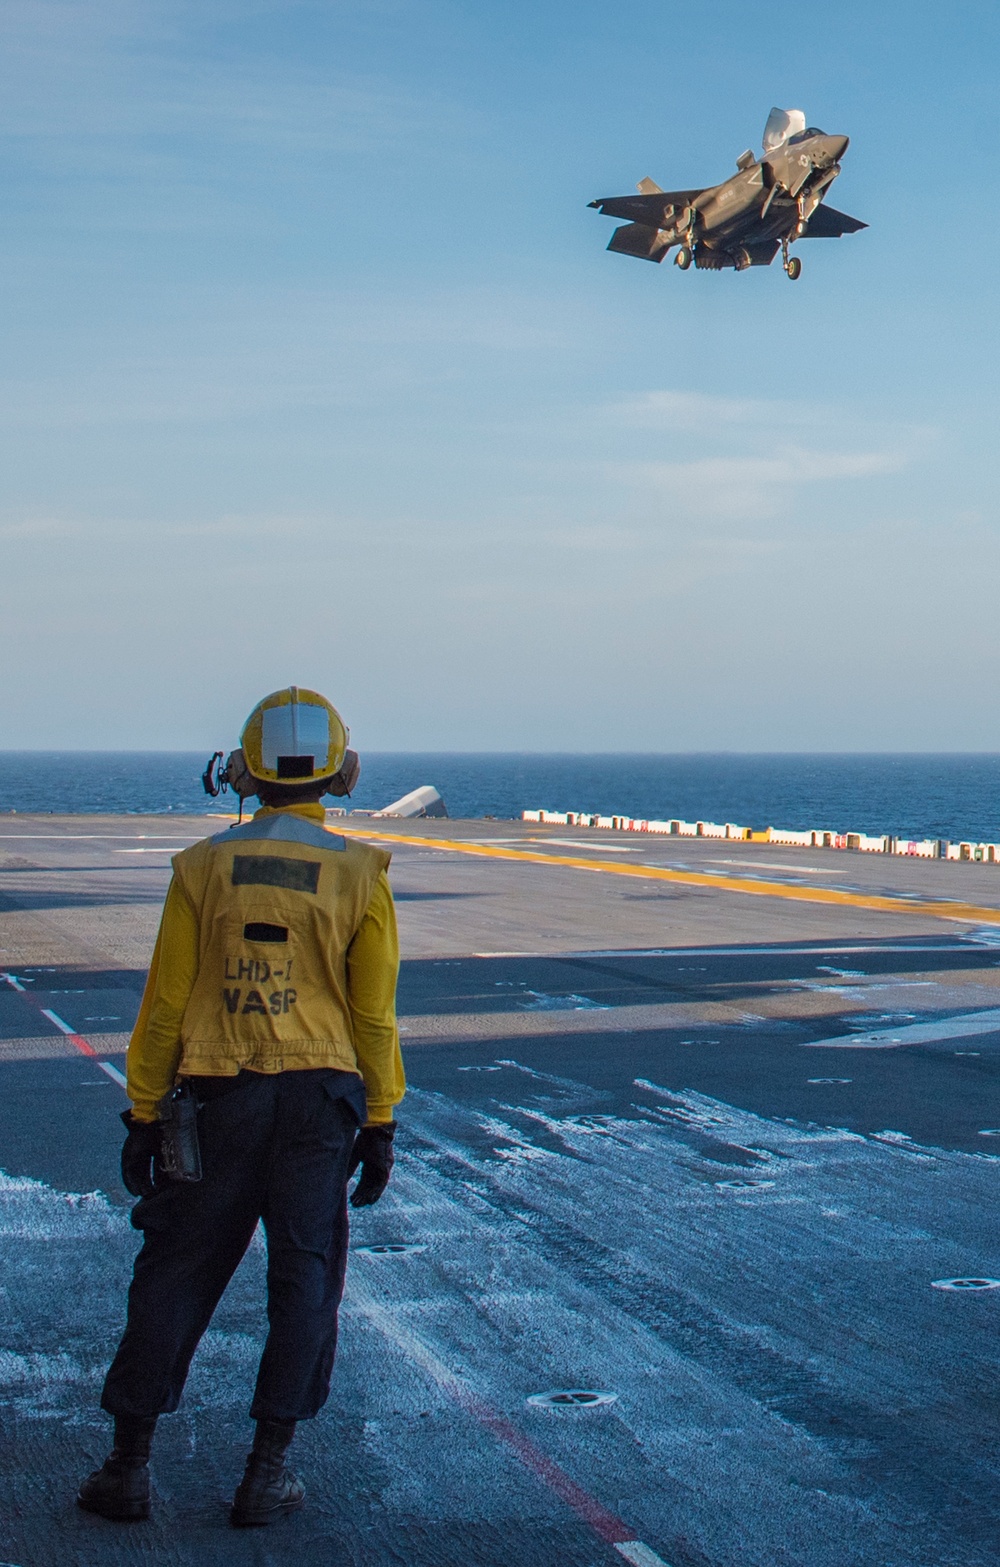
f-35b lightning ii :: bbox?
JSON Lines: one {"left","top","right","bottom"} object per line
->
{"left": 589, "top": 108, "right": 866, "bottom": 279}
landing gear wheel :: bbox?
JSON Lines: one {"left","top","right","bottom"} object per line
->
{"left": 785, "top": 255, "right": 802, "bottom": 280}
{"left": 674, "top": 246, "right": 692, "bottom": 270}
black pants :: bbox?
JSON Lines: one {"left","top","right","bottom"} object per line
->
{"left": 102, "top": 1069, "right": 363, "bottom": 1423}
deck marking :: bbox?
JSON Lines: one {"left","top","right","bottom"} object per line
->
{"left": 114, "top": 847, "right": 190, "bottom": 854}
{"left": 39, "top": 1008, "right": 126, "bottom": 1085}
{"left": 804, "top": 1008, "right": 1000, "bottom": 1050}
{"left": 562, "top": 943, "right": 972, "bottom": 957}
{"left": 469, "top": 943, "right": 973, "bottom": 961}
{"left": 931, "top": 1277, "right": 1000, "bottom": 1291}
{"left": 1, "top": 978, "right": 128, "bottom": 1092}
{"left": 338, "top": 830, "right": 1000, "bottom": 928}
{"left": 709, "top": 858, "right": 847, "bottom": 874}
{"left": 615, "top": 1543, "right": 673, "bottom": 1567}
{"left": 351, "top": 1285, "right": 673, "bottom": 1563}
{"left": 95, "top": 1060, "right": 128, "bottom": 1087}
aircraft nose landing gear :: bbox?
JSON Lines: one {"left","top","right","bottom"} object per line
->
{"left": 674, "top": 246, "right": 692, "bottom": 270}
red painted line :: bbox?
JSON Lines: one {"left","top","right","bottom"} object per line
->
{"left": 351, "top": 1291, "right": 673, "bottom": 1561}
{"left": 40, "top": 1008, "right": 98, "bottom": 1056}
{"left": 3, "top": 976, "right": 127, "bottom": 1087}
{"left": 468, "top": 1393, "right": 632, "bottom": 1544}
{"left": 4, "top": 975, "right": 99, "bottom": 1057}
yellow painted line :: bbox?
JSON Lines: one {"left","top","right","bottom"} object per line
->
{"left": 339, "top": 828, "right": 1000, "bottom": 927}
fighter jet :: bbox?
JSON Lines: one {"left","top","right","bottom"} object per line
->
{"left": 589, "top": 108, "right": 866, "bottom": 279}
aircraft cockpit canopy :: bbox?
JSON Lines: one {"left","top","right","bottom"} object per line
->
{"left": 762, "top": 107, "right": 806, "bottom": 153}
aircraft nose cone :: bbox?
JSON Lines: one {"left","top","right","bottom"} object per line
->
{"left": 827, "top": 134, "right": 849, "bottom": 161}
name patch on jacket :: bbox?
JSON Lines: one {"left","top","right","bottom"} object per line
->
{"left": 231, "top": 855, "right": 321, "bottom": 894}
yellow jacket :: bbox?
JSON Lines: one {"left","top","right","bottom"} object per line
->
{"left": 126, "top": 804, "right": 405, "bottom": 1126}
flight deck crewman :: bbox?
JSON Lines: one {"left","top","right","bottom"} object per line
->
{"left": 77, "top": 686, "right": 405, "bottom": 1527}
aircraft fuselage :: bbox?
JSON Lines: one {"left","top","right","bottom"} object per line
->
{"left": 589, "top": 121, "right": 863, "bottom": 277}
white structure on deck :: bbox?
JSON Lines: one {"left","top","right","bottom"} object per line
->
{"left": 376, "top": 785, "right": 448, "bottom": 819}
{"left": 522, "top": 809, "right": 996, "bottom": 863}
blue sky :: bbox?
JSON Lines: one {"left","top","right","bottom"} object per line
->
{"left": 2, "top": 0, "right": 998, "bottom": 751}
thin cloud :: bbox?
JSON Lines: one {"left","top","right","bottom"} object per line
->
{"left": 609, "top": 389, "right": 938, "bottom": 446}
{"left": 0, "top": 2, "right": 459, "bottom": 159}
{"left": 614, "top": 390, "right": 796, "bottom": 429}
{"left": 622, "top": 446, "right": 908, "bottom": 520}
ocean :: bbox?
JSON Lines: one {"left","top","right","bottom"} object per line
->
{"left": 2, "top": 752, "right": 1000, "bottom": 844}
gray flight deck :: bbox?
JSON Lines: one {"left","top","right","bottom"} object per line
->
{"left": 3, "top": 814, "right": 1000, "bottom": 1566}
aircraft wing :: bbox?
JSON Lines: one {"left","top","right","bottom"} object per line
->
{"left": 801, "top": 203, "right": 868, "bottom": 238}
{"left": 588, "top": 189, "right": 705, "bottom": 223}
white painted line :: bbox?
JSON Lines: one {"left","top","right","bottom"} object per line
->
{"left": 114, "top": 848, "right": 188, "bottom": 854}
{"left": 710, "top": 858, "right": 846, "bottom": 875}
{"left": 524, "top": 839, "right": 640, "bottom": 853}
{"left": 449, "top": 837, "right": 638, "bottom": 851}
{"left": 615, "top": 1541, "right": 674, "bottom": 1566}
{"left": 804, "top": 1008, "right": 1000, "bottom": 1050}
{"left": 7, "top": 989, "right": 128, "bottom": 1092}
{"left": 40, "top": 1010, "right": 127, "bottom": 1084}
{"left": 1, "top": 972, "right": 26, "bottom": 992}
{"left": 40, "top": 1008, "right": 75, "bottom": 1035}
{"left": 464, "top": 943, "right": 970, "bottom": 962}
{"left": 541, "top": 943, "right": 973, "bottom": 960}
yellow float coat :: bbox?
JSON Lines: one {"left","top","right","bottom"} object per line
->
{"left": 126, "top": 804, "right": 405, "bottom": 1125}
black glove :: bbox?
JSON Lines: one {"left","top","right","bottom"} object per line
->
{"left": 120, "top": 1111, "right": 161, "bottom": 1198}
{"left": 348, "top": 1122, "right": 395, "bottom": 1207}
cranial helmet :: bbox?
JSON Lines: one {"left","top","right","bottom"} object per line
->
{"left": 241, "top": 686, "right": 348, "bottom": 785}
{"left": 202, "top": 687, "right": 360, "bottom": 804}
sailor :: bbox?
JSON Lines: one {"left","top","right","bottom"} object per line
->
{"left": 77, "top": 687, "right": 404, "bottom": 1527}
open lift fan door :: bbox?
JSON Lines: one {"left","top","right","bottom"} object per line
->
{"left": 762, "top": 106, "right": 806, "bottom": 153}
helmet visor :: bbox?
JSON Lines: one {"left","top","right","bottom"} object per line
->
{"left": 261, "top": 701, "right": 332, "bottom": 778}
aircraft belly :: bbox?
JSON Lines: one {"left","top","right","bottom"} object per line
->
{"left": 699, "top": 211, "right": 788, "bottom": 254}
{"left": 754, "top": 210, "right": 797, "bottom": 243}
{"left": 698, "top": 187, "right": 763, "bottom": 240}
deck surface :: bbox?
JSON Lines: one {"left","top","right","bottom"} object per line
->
{"left": 2, "top": 814, "right": 1000, "bottom": 1566}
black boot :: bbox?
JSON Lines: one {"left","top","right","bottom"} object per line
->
{"left": 230, "top": 1418, "right": 304, "bottom": 1527}
{"left": 77, "top": 1415, "right": 156, "bottom": 1521}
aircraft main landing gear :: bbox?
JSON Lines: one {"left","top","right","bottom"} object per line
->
{"left": 674, "top": 246, "right": 692, "bottom": 270}
{"left": 781, "top": 236, "right": 802, "bottom": 279}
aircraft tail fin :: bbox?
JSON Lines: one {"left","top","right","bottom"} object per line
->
{"left": 636, "top": 176, "right": 664, "bottom": 194}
